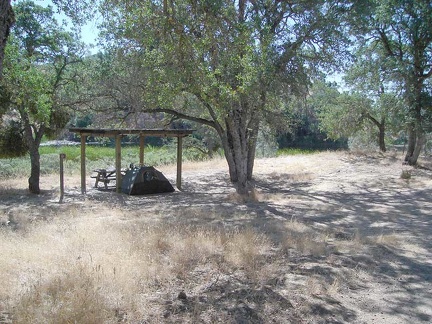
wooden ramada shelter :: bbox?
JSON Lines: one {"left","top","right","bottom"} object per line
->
{"left": 69, "top": 128, "right": 194, "bottom": 194}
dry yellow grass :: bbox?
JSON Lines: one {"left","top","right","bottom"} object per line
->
{"left": 0, "top": 207, "right": 346, "bottom": 322}
{"left": 0, "top": 208, "right": 280, "bottom": 322}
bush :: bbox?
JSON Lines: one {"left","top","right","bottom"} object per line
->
{"left": 0, "top": 120, "right": 27, "bottom": 158}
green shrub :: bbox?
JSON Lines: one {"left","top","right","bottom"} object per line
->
{"left": 0, "top": 121, "right": 27, "bottom": 158}
{"left": 0, "top": 156, "right": 30, "bottom": 178}
{"left": 1, "top": 145, "right": 211, "bottom": 179}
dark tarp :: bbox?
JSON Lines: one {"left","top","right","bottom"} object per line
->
{"left": 121, "top": 166, "right": 175, "bottom": 195}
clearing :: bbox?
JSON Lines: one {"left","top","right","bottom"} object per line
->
{"left": 0, "top": 151, "right": 431, "bottom": 323}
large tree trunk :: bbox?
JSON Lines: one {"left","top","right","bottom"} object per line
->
{"left": 246, "top": 117, "right": 259, "bottom": 181}
{"left": 404, "top": 125, "right": 416, "bottom": 163}
{"left": 0, "top": 0, "right": 14, "bottom": 77}
{"left": 404, "top": 73, "right": 426, "bottom": 165}
{"left": 28, "top": 144, "right": 41, "bottom": 194}
{"left": 378, "top": 122, "right": 386, "bottom": 153}
{"left": 221, "top": 105, "right": 259, "bottom": 196}
{"left": 411, "top": 132, "right": 426, "bottom": 164}
{"left": 404, "top": 85, "right": 424, "bottom": 165}
{"left": 405, "top": 128, "right": 425, "bottom": 166}
{"left": 20, "top": 106, "right": 45, "bottom": 194}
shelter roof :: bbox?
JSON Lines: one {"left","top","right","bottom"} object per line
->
{"left": 69, "top": 128, "right": 194, "bottom": 137}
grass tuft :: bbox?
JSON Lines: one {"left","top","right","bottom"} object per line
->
{"left": 400, "top": 169, "right": 412, "bottom": 180}
{"left": 226, "top": 188, "right": 263, "bottom": 204}
{"left": 12, "top": 264, "right": 114, "bottom": 324}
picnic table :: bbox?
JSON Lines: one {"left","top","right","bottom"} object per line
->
{"left": 91, "top": 168, "right": 126, "bottom": 189}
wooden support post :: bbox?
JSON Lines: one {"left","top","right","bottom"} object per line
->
{"left": 115, "top": 134, "right": 122, "bottom": 193}
{"left": 139, "top": 135, "right": 145, "bottom": 166}
{"left": 80, "top": 134, "right": 86, "bottom": 194}
{"left": 176, "top": 136, "right": 183, "bottom": 190}
{"left": 59, "top": 153, "right": 66, "bottom": 203}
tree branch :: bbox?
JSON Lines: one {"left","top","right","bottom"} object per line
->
{"left": 364, "top": 112, "right": 381, "bottom": 128}
{"left": 144, "top": 107, "right": 217, "bottom": 129}
{"left": 376, "top": 27, "right": 403, "bottom": 60}
{"left": 192, "top": 91, "right": 225, "bottom": 136}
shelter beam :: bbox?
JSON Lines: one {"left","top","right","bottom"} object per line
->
{"left": 115, "top": 135, "right": 122, "bottom": 193}
{"left": 176, "top": 136, "right": 183, "bottom": 190}
{"left": 80, "top": 134, "right": 86, "bottom": 194}
{"left": 139, "top": 135, "right": 145, "bottom": 166}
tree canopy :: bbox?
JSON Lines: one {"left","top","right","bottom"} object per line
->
{"left": 0, "top": 0, "right": 14, "bottom": 77}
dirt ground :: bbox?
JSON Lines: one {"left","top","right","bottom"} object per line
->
{"left": 1, "top": 151, "right": 431, "bottom": 323}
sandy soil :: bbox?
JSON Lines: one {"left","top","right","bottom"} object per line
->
{"left": 1, "top": 151, "right": 431, "bottom": 323}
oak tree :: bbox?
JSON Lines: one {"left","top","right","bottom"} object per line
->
{"left": 350, "top": 0, "right": 432, "bottom": 164}
{"left": 99, "top": 0, "right": 348, "bottom": 195}
{"left": 1, "top": 1, "right": 85, "bottom": 193}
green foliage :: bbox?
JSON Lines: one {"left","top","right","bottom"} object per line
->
{"left": 309, "top": 82, "right": 368, "bottom": 140}
{"left": 73, "top": 114, "right": 94, "bottom": 128}
{"left": 0, "top": 120, "right": 27, "bottom": 158}
{"left": 45, "top": 106, "right": 72, "bottom": 138}
{"left": 40, "top": 144, "right": 202, "bottom": 163}
{"left": 3, "top": 42, "right": 54, "bottom": 124}
{"left": 276, "top": 92, "right": 348, "bottom": 150}
{"left": 344, "top": 0, "right": 432, "bottom": 156}
{"left": 0, "top": 84, "right": 11, "bottom": 116}
{"left": 347, "top": 126, "right": 380, "bottom": 151}
{"left": 0, "top": 157, "right": 29, "bottom": 178}
{"left": 349, "top": 0, "right": 432, "bottom": 158}
{"left": 344, "top": 45, "right": 406, "bottom": 133}
{"left": 2, "top": 1, "right": 83, "bottom": 134}
{"left": 51, "top": 0, "right": 96, "bottom": 25}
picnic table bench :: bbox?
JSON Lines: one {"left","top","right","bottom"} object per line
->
{"left": 91, "top": 168, "right": 127, "bottom": 189}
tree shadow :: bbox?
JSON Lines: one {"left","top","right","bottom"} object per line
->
{"left": 250, "top": 174, "right": 432, "bottom": 323}
{"left": 161, "top": 277, "right": 356, "bottom": 323}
